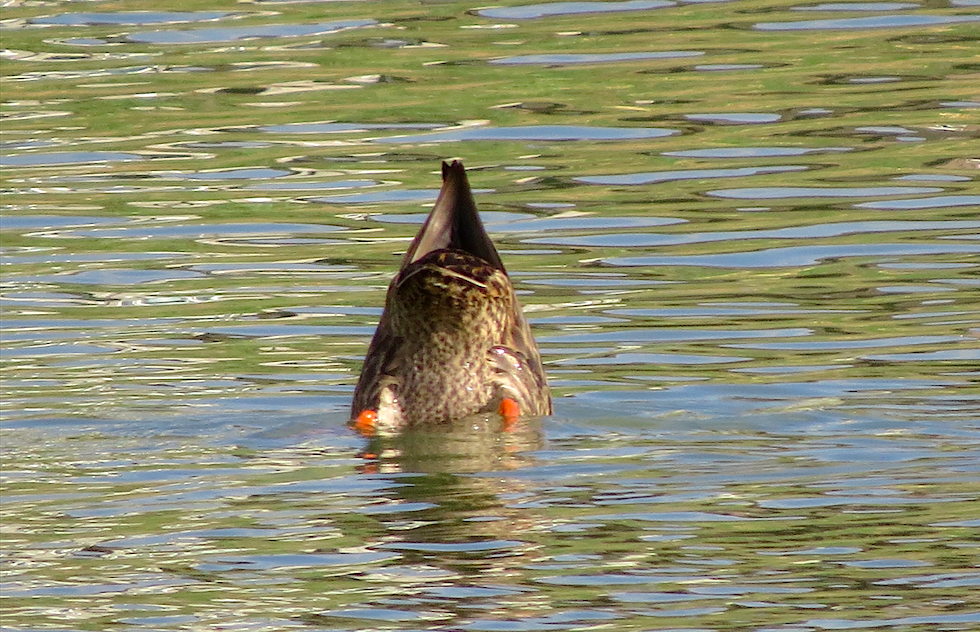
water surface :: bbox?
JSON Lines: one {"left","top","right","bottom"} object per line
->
{"left": 2, "top": 1, "right": 978, "bottom": 630}
{"left": 125, "top": 19, "right": 377, "bottom": 44}
{"left": 29, "top": 11, "right": 233, "bottom": 26}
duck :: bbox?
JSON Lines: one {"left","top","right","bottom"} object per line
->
{"left": 351, "top": 160, "right": 551, "bottom": 435}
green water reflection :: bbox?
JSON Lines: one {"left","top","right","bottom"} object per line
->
{"left": 1, "top": 0, "right": 978, "bottom": 630}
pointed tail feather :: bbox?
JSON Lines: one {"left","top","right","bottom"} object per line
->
{"left": 402, "top": 160, "right": 505, "bottom": 271}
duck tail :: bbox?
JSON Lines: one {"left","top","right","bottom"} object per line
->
{"left": 402, "top": 160, "right": 505, "bottom": 271}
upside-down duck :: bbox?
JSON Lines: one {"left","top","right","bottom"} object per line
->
{"left": 351, "top": 161, "right": 551, "bottom": 435}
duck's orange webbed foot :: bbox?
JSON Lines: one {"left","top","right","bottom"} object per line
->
{"left": 352, "top": 409, "right": 378, "bottom": 437}
{"left": 499, "top": 398, "right": 520, "bottom": 431}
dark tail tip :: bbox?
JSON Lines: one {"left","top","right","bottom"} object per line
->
{"left": 442, "top": 159, "right": 464, "bottom": 180}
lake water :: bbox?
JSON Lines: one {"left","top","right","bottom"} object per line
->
{"left": 1, "top": 1, "right": 979, "bottom": 630}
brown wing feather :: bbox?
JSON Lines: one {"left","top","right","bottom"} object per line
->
{"left": 351, "top": 310, "right": 402, "bottom": 417}
{"left": 491, "top": 290, "right": 552, "bottom": 416}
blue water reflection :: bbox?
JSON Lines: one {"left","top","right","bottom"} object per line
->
{"left": 707, "top": 186, "right": 941, "bottom": 199}
{"left": 525, "top": 220, "right": 980, "bottom": 247}
{"left": 685, "top": 113, "right": 782, "bottom": 124}
{"left": 247, "top": 179, "right": 379, "bottom": 191}
{"left": 855, "top": 195, "right": 980, "bottom": 209}
{"left": 50, "top": 222, "right": 346, "bottom": 239}
{"left": 755, "top": 14, "right": 980, "bottom": 30}
{"left": 604, "top": 243, "right": 980, "bottom": 268}
{"left": 791, "top": 2, "right": 920, "bottom": 9}
{"left": 491, "top": 51, "right": 704, "bottom": 65}
{"left": 372, "top": 125, "right": 678, "bottom": 143}
{"left": 663, "top": 146, "right": 852, "bottom": 157}
{"left": 21, "top": 268, "right": 204, "bottom": 285}
{"left": 30, "top": 11, "right": 231, "bottom": 25}
{"left": 0, "top": 215, "right": 125, "bottom": 230}
{"left": 478, "top": 1, "right": 675, "bottom": 19}
{"left": 1, "top": 152, "right": 143, "bottom": 167}
{"left": 575, "top": 165, "right": 807, "bottom": 185}
{"left": 127, "top": 19, "right": 376, "bottom": 44}
{"left": 261, "top": 122, "right": 443, "bottom": 134}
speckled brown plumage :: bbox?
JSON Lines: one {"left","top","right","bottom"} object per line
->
{"left": 351, "top": 161, "right": 551, "bottom": 431}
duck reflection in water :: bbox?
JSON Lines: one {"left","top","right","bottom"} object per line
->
{"left": 351, "top": 161, "right": 551, "bottom": 437}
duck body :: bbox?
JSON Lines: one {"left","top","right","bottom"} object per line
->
{"left": 351, "top": 161, "right": 551, "bottom": 433}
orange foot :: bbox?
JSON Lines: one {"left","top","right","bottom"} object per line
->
{"left": 499, "top": 398, "right": 520, "bottom": 431}
{"left": 352, "top": 409, "right": 378, "bottom": 437}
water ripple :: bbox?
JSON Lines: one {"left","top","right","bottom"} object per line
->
{"left": 855, "top": 194, "right": 980, "bottom": 209}
{"left": 663, "top": 146, "right": 853, "bottom": 157}
{"left": 491, "top": 51, "right": 704, "bottom": 65}
{"left": 3, "top": 3, "right": 978, "bottom": 631}
{"left": 754, "top": 14, "right": 980, "bottom": 30}
{"left": 30, "top": 11, "right": 233, "bottom": 26}
{"left": 0, "top": 152, "right": 144, "bottom": 167}
{"left": 372, "top": 125, "right": 678, "bottom": 143}
{"left": 604, "top": 243, "right": 980, "bottom": 268}
{"left": 127, "top": 19, "right": 377, "bottom": 44}
{"left": 479, "top": 1, "right": 675, "bottom": 19}
{"left": 526, "top": 220, "right": 980, "bottom": 247}
{"left": 575, "top": 165, "right": 807, "bottom": 185}
{"left": 707, "top": 186, "right": 942, "bottom": 199}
